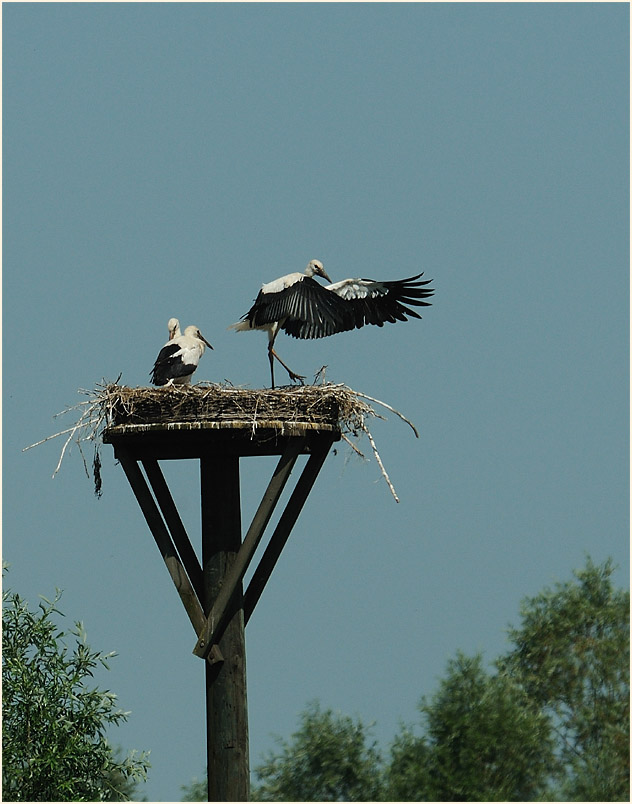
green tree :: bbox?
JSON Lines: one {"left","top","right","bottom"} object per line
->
{"left": 252, "top": 701, "right": 385, "bottom": 801}
{"left": 2, "top": 581, "right": 150, "bottom": 801}
{"left": 499, "top": 557, "right": 629, "bottom": 801}
{"left": 104, "top": 747, "right": 150, "bottom": 802}
{"left": 181, "top": 557, "right": 629, "bottom": 802}
{"left": 181, "top": 704, "right": 384, "bottom": 802}
{"left": 387, "top": 653, "right": 556, "bottom": 801}
{"left": 180, "top": 773, "right": 207, "bottom": 802}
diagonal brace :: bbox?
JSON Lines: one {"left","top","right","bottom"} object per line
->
{"left": 142, "top": 459, "right": 204, "bottom": 603}
{"left": 192, "top": 436, "right": 306, "bottom": 659}
{"left": 244, "top": 436, "right": 334, "bottom": 625}
{"left": 117, "top": 450, "right": 207, "bottom": 637}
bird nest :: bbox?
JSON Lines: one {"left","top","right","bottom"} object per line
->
{"left": 102, "top": 383, "right": 350, "bottom": 432}
{"left": 24, "top": 381, "right": 419, "bottom": 502}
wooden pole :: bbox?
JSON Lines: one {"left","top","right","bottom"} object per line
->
{"left": 201, "top": 455, "right": 249, "bottom": 802}
{"left": 193, "top": 437, "right": 306, "bottom": 659}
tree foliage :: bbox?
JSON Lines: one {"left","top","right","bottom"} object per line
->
{"left": 251, "top": 701, "right": 384, "bottom": 801}
{"left": 388, "top": 653, "right": 555, "bottom": 801}
{"left": 180, "top": 774, "right": 208, "bottom": 802}
{"left": 2, "top": 581, "right": 150, "bottom": 801}
{"left": 499, "top": 556, "right": 629, "bottom": 801}
{"left": 181, "top": 557, "right": 629, "bottom": 802}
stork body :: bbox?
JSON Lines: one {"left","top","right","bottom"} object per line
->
{"left": 231, "top": 259, "right": 434, "bottom": 387}
{"left": 151, "top": 325, "right": 213, "bottom": 386}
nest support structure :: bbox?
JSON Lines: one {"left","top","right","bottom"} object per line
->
{"left": 26, "top": 381, "right": 419, "bottom": 800}
{"left": 99, "top": 384, "right": 372, "bottom": 801}
{"left": 100, "top": 384, "right": 348, "bottom": 645}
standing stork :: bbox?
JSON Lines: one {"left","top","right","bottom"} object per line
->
{"left": 151, "top": 325, "right": 213, "bottom": 386}
{"left": 230, "top": 259, "right": 434, "bottom": 387}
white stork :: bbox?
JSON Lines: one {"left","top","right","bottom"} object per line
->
{"left": 230, "top": 259, "right": 434, "bottom": 387}
{"left": 150, "top": 325, "right": 213, "bottom": 386}
{"left": 167, "top": 317, "right": 181, "bottom": 341}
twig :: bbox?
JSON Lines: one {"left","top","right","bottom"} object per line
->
{"left": 340, "top": 432, "right": 366, "bottom": 459}
{"left": 23, "top": 423, "right": 95, "bottom": 451}
{"left": 52, "top": 427, "right": 80, "bottom": 478}
{"left": 350, "top": 390, "right": 419, "bottom": 438}
{"left": 53, "top": 398, "right": 90, "bottom": 413}
{"left": 250, "top": 394, "right": 260, "bottom": 437}
{"left": 362, "top": 424, "right": 400, "bottom": 503}
{"left": 75, "top": 438, "right": 91, "bottom": 480}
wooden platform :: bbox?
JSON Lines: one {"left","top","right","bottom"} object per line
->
{"left": 103, "top": 419, "right": 341, "bottom": 459}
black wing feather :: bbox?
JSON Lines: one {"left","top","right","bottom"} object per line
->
{"left": 329, "top": 273, "right": 433, "bottom": 333}
{"left": 246, "top": 277, "right": 349, "bottom": 339}
{"left": 150, "top": 343, "right": 195, "bottom": 385}
{"left": 243, "top": 272, "right": 434, "bottom": 341}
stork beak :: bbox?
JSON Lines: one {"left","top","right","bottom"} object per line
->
{"left": 321, "top": 269, "right": 333, "bottom": 283}
{"left": 200, "top": 334, "right": 213, "bottom": 349}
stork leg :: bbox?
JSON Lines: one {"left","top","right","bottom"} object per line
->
{"left": 268, "top": 347, "right": 276, "bottom": 390}
{"left": 271, "top": 348, "right": 305, "bottom": 385}
{"left": 266, "top": 342, "right": 305, "bottom": 388}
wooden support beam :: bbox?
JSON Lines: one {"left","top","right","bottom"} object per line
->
{"left": 104, "top": 425, "right": 339, "bottom": 460}
{"left": 141, "top": 459, "right": 204, "bottom": 603}
{"left": 110, "top": 426, "right": 338, "bottom": 803}
{"left": 117, "top": 450, "right": 206, "bottom": 636}
{"left": 201, "top": 456, "right": 249, "bottom": 802}
{"left": 243, "top": 437, "right": 334, "bottom": 625}
{"left": 193, "top": 437, "right": 305, "bottom": 659}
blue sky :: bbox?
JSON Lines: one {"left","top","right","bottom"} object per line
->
{"left": 3, "top": 3, "right": 629, "bottom": 801}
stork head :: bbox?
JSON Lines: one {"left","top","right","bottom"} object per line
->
{"left": 305, "top": 259, "right": 332, "bottom": 283}
{"left": 167, "top": 318, "right": 181, "bottom": 340}
{"left": 184, "top": 326, "right": 213, "bottom": 350}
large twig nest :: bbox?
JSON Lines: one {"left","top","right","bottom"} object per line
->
{"left": 24, "top": 381, "right": 419, "bottom": 502}
{"left": 103, "top": 382, "right": 356, "bottom": 431}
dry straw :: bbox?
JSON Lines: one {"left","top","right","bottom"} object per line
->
{"left": 24, "top": 381, "right": 419, "bottom": 502}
